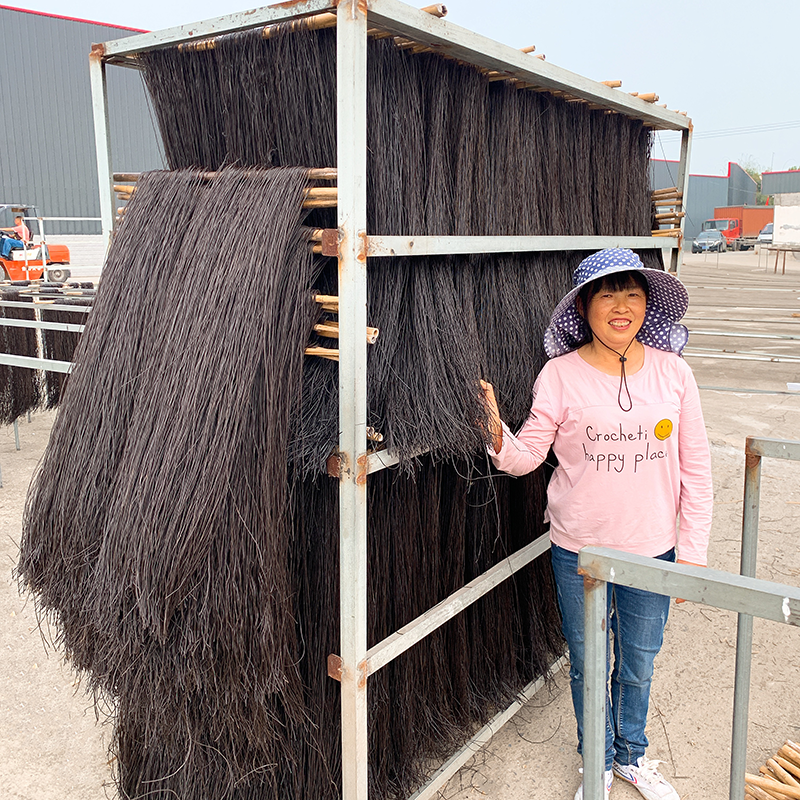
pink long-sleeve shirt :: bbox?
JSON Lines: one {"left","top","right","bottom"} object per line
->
{"left": 489, "top": 346, "right": 713, "bottom": 564}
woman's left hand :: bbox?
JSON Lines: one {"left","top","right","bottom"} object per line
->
{"left": 675, "top": 559, "right": 705, "bottom": 604}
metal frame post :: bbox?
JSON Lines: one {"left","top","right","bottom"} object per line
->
{"left": 729, "top": 443, "right": 762, "bottom": 800}
{"left": 671, "top": 124, "right": 693, "bottom": 278}
{"left": 583, "top": 575, "right": 607, "bottom": 800}
{"left": 89, "top": 51, "right": 115, "bottom": 255}
{"left": 336, "top": 3, "right": 370, "bottom": 800}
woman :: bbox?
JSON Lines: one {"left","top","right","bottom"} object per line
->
{"left": 481, "top": 249, "right": 712, "bottom": 800}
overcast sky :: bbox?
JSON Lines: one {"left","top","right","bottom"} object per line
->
{"left": 18, "top": 0, "right": 800, "bottom": 177}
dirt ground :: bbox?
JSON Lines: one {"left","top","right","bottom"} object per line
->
{"left": 1, "top": 250, "right": 799, "bottom": 799}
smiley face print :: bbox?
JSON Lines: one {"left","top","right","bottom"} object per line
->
{"left": 654, "top": 419, "right": 673, "bottom": 441}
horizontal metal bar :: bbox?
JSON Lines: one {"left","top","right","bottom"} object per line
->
{"left": 102, "top": 0, "right": 335, "bottom": 57}
{"left": 683, "top": 351, "right": 800, "bottom": 364}
{"left": 0, "top": 318, "right": 84, "bottom": 333}
{"left": 368, "top": 0, "right": 690, "bottom": 130}
{"left": 0, "top": 354, "right": 72, "bottom": 373}
{"left": 366, "top": 450, "right": 401, "bottom": 473}
{"left": 577, "top": 547, "right": 800, "bottom": 626}
{"left": 745, "top": 436, "right": 800, "bottom": 462}
{"left": 31, "top": 216, "right": 102, "bottom": 222}
{"left": 407, "top": 654, "right": 568, "bottom": 800}
{"left": 689, "top": 306, "right": 800, "bottom": 312}
{"left": 363, "top": 533, "right": 551, "bottom": 676}
{"left": 367, "top": 235, "right": 678, "bottom": 258}
{"left": 689, "top": 330, "right": 800, "bottom": 341}
{"left": 682, "top": 285, "right": 800, "bottom": 293}
{"left": 698, "top": 385, "right": 800, "bottom": 396}
{"left": 0, "top": 301, "right": 92, "bottom": 313}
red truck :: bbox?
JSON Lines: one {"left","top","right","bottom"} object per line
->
{"left": 702, "top": 206, "right": 774, "bottom": 251}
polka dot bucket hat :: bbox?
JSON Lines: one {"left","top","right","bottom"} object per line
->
{"left": 543, "top": 248, "right": 689, "bottom": 358}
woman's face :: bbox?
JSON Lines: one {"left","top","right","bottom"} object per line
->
{"left": 583, "top": 281, "right": 647, "bottom": 350}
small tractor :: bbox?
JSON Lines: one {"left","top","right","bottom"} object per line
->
{"left": 0, "top": 204, "right": 71, "bottom": 282}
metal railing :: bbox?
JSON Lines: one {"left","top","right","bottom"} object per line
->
{"left": 578, "top": 435, "right": 800, "bottom": 800}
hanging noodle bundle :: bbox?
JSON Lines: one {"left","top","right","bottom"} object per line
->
{"left": 0, "top": 288, "right": 40, "bottom": 424}
{"left": 20, "top": 20, "right": 663, "bottom": 800}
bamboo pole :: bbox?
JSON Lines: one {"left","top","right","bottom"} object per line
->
{"left": 654, "top": 211, "right": 686, "bottom": 220}
{"left": 601, "top": 80, "right": 622, "bottom": 88}
{"left": 652, "top": 186, "right": 679, "bottom": 196}
{"left": 652, "top": 228, "right": 682, "bottom": 236}
{"left": 520, "top": 45, "right": 536, "bottom": 53}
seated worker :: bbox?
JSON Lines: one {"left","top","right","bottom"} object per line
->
{"left": 1, "top": 215, "right": 32, "bottom": 259}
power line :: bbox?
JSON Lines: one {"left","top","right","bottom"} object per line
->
{"left": 658, "top": 120, "right": 800, "bottom": 141}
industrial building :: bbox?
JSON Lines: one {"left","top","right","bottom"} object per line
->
{"left": 762, "top": 169, "right": 800, "bottom": 197}
{"left": 0, "top": 4, "right": 163, "bottom": 234}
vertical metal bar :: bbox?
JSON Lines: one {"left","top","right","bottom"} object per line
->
{"left": 89, "top": 51, "right": 115, "bottom": 256}
{"left": 729, "top": 448, "right": 762, "bottom": 800}
{"left": 583, "top": 575, "right": 607, "bottom": 800}
{"left": 337, "top": 3, "right": 369, "bottom": 800}
{"left": 38, "top": 218, "right": 49, "bottom": 278}
{"left": 671, "top": 124, "right": 693, "bottom": 278}
{"left": 13, "top": 419, "right": 21, "bottom": 451}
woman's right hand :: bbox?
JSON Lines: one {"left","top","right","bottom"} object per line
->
{"left": 480, "top": 380, "right": 503, "bottom": 453}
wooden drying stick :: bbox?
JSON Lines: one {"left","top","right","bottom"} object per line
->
{"left": 313, "top": 320, "right": 380, "bottom": 344}
{"left": 779, "top": 746, "right": 800, "bottom": 770}
{"left": 747, "top": 773, "right": 799, "bottom": 799}
{"left": 366, "top": 426, "right": 384, "bottom": 442}
{"left": 652, "top": 186, "right": 679, "bottom": 196}
{"left": 768, "top": 759, "right": 800, "bottom": 788}
{"left": 747, "top": 785, "right": 786, "bottom": 800}
{"left": 304, "top": 346, "right": 339, "bottom": 361}
{"left": 777, "top": 755, "right": 800, "bottom": 781}
{"left": 756, "top": 768, "right": 795, "bottom": 800}
{"left": 314, "top": 294, "right": 340, "bottom": 313}
{"left": 601, "top": 80, "right": 622, "bottom": 88}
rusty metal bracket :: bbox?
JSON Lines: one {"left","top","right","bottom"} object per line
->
{"left": 321, "top": 228, "right": 339, "bottom": 257}
{"left": 326, "top": 451, "right": 342, "bottom": 478}
{"left": 356, "top": 453, "right": 368, "bottom": 485}
{"left": 327, "top": 653, "right": 343, "bottom": 681}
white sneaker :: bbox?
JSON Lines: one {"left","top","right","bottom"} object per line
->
{"left": 574, "top": 767, "right": 613, "bottom": 800}
{"left": 613, "top": 756, "right": 679, "bottom": 800}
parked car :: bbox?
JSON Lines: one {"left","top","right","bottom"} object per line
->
{"left": 758, "top": 222, "right": 773, "bottom": 244}
{"left": 692, "top": 229, "right": 726, "bottom": 253}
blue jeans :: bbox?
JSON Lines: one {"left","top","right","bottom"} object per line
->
{"left": 550, "top": 542, "right": 673, "bottom": 770}
{"left": 1, "top": 237, "right": 24, "bottom": 259}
